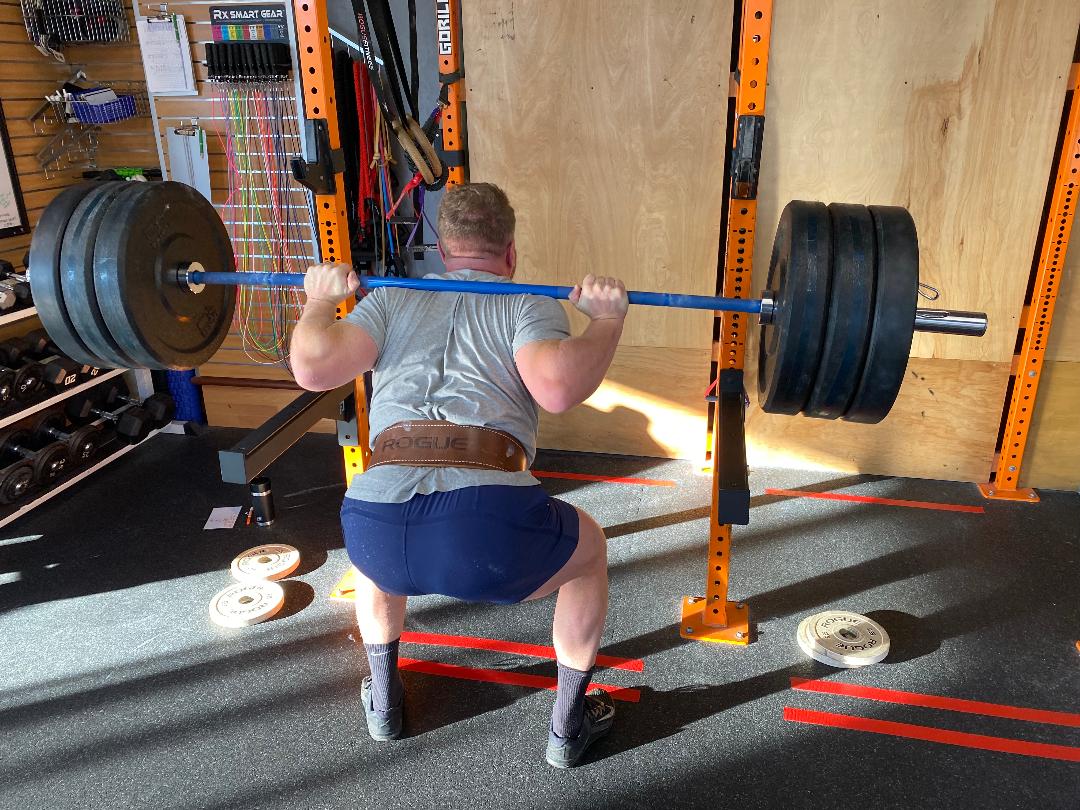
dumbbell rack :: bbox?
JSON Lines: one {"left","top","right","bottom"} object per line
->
{"left": 0, "top": 366, "right": 155, "bottom": 529}
{"left": 0, "top": 423, "right": 165, "bottom": 530}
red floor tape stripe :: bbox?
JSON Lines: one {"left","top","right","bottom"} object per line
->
{"left": 765, "top": 488, "right": 985, "bottom": 513}
{"left": 783, "top": 707, "right": 1080, "bottom": 762}
{"left": 401, "top": 631, "right": 643, "bottom": 672}
{"left": 399, "top": 657, "right": 641, "bottom": 702}
{"left": 533, "top": 470, "right": 676, "bottom": 487}
{"left": 790, "top": 678, "right": 1080, "bottom": 728}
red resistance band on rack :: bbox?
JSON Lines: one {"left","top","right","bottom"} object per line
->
{"left": 353, "top": 61, "right": 378, "bottom": 231}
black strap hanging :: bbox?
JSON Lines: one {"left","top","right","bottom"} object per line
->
{"left": 348, "top": 0, "right": 443, "bottom": 190}
{"left": 350, "top": 0, "right": 402, "bottom": 122}
{"left": 363, "top": 0, "right": 419, "bottom": 123}
{"left": 407, "top": 0, "right": 419, "bottom": 117}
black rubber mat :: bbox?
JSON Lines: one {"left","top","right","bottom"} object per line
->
{"left": 0, "top": 431, "right": 1077, "bottom": 809}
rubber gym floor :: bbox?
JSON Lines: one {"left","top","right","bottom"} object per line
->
{"left": 0, "top": 429, "right": 1077, "bottom": 810}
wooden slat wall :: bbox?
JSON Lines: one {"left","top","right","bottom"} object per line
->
{"left": 743, "top": 0, "right": 1080, "bottom": 482}
{"left": 145, "top": 1, "right": 316, "bottom": 423}
{"left": 463, "top": 1, "right": 732, "bottom": 461}
{"left": 0, "top": 0, "right": 157, "bottom": 272}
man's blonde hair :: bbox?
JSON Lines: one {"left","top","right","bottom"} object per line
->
{"left": 437, "top": 182, "right": 516, "bottom": 256}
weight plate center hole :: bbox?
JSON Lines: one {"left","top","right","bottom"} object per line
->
{"left": 239, "top": 595, "right": 255, "bottom": 605}
{"left": 157, "top": 235, "right": 214, "bottom": 321}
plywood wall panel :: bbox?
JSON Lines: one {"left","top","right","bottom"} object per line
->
{"left": 463, "top": 0, "right": 731, "bottom": 354}
{"left": 755, "top": 0, "right": 1079, "bottom": 364}
{"left": 202, "top": 386, "right": 336, "bottom": 433}
{"left": 733, "top": 0, "right": 1080, "bottom": 480}
{"left": 462, "top": 0, "right": 731, "bottom": 457}
{"left": 747, "top": 357, "right": 1010, "bottom": 482}
{"left": 536, "top": 346, "right": 711, "bottom": 462}
{"left": 1021, "top": 360, "right": 1080, "bottom": 490}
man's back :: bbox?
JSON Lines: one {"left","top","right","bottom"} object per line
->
{"left": 344, "top": 268, "right": 569, "bottom": 503}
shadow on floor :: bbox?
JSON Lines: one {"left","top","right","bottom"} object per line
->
{"left": 600, "top": 473, "right": 883, "bottom": 539}
{"left": 0, "top": 433, "right": 347, "bottom": 614}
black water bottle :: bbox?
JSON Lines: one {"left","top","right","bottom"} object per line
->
{"left": 250, "top": 477, "right": 275, "bottom": 527}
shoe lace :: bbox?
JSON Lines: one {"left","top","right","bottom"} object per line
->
{"left": 584, "top": 692, "right": 611, "bottom": 723}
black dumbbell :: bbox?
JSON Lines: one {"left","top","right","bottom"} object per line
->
{"left": 0, "top": 339, "right": 81, "bottom": 392}
{"left": 21, "top": 330, "right": 104, "bottom": 380}
{"left": 0, "top": 429, "right": 69, "bottom": 485}
{"left": 0, "top": 345, "right": 43, "bottom": 402}
{"left": 0, "top": 260, "right": 19, "bottom": 310}
{"left": 0, "top": 372, "right": 14, "bottom": 413}
{"left": 30, "top": 412, "right": 103, "bottom": 465}
{"left": 0, "top": 277, "right": 30, "bottom": 303}
{"left": 0, "top": 259, "right": 31, "bottom": 307}
{"left": 38, "top": 357, "right": 82, "bottom": 391}
{"left": 99, "top": 386, "right": 175, "bottom": 428}
{"left": 0, "top": 269, "right": 30, "bottom": 304}
{"left": 0, "top": 341, "right": 25, "bottom": 367}
{"left": 66, "top": 392, "right": 152, "bottom": 445}
{"left": 0, "top": 460, "right": 34, "bottom": 505}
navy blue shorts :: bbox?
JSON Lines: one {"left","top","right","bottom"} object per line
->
{"left": 340, "top": 485, "right": 579, "bottom": 605}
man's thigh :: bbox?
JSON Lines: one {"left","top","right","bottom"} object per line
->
{"left": 523, "top": 506, "right": 606, "bottom": 601}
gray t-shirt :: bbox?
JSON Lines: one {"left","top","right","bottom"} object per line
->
{"left": 343, "top": 269, "right": 571, "bottom": 503}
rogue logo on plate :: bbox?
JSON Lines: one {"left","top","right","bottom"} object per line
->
{"left": 230, "top": 544, "right": 301, "bottom": 582}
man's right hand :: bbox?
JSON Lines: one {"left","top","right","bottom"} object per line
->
{"left": 304, "top": 262, "right": 360, "bottom": 305}
{"left": 568, "top": 274, "right": 629, "bottom": 321}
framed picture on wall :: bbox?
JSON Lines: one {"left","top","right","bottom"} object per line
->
{"left": 0, "top": 104, "right": 29, "bottom": 239}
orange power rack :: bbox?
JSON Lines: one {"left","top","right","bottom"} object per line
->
{"left": 980, "top": 62, "right": 1080, "bottom": 503}
{"left": 293, "top": 0, "right": 371, "bottom": 485}
{"left": 681, "top": 0, "right": 774, "bottom": 645}
{"left": 437, "top": 0, "right": 468, "bottom": 187}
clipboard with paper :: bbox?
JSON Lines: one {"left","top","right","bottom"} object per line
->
{"left": 136, "top": 11, "right": 197, "bottom": 96}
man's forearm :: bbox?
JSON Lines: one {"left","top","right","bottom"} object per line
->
{"left": 551, "top": 317, "right": 624, "bottom": 409}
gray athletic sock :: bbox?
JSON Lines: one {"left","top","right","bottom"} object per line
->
{"left": 365, "top": 639, "right": 404, "bottom": 712}
{"left": 552, "top": 661, "right": 594, "bottom": 739}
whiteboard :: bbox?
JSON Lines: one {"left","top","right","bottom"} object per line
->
{"left": 0, "top": 105, "right": 29, "bottom": 239}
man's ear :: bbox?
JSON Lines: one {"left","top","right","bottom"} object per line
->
{"left": 437, "top": 241, "right": 447, "bottom": 261}
{"left": 505, "top": 240, "right": 517, "bottom": 273}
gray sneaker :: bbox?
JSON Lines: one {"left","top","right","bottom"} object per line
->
{"left": 545, "top": 688, "right": 615, "bottom": 768}
{"left": 361, "top": 676, "right": 403, "bottom": 741}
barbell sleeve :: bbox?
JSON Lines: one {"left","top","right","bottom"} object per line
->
{"left": 913, "top": 308, "right": 988, "bottom": 337}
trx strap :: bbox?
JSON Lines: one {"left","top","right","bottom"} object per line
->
{"left": 350, "top": 0, "right": 444, "bottom": 189}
